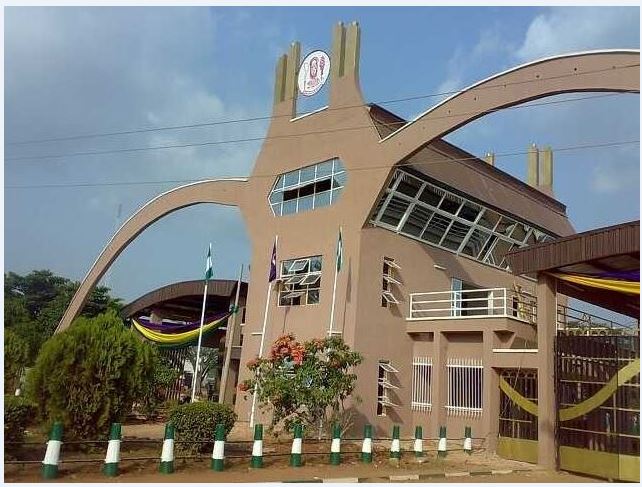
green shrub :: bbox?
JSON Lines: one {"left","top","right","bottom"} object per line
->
{"left": 138, "top": 357, "right": 180, "bottom": 419}
{"left": 26, "top": 311, "right": 156, "bottom": 440}
{"left": 4, "top": 330, "right": 29, "bottom": 394}
{"left": 168, "top": 401, "right": 237, "bottom": 453}
{"left": 4, "top": 396, "right": 35, "bottom": 443}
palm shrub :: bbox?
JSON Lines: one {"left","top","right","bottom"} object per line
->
{"left": 26, "top": 310, "right": 156, "bottom": 440}
{"left": 168, "top": 401, "right": 237, "bottom": 453}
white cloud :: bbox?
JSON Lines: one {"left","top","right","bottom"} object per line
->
{"left": 516, "top": 7, "right": 639, "bottom": 61}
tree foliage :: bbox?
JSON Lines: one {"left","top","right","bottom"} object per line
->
{"left": 240, "top": 334, "right": 362, "bottom": 437}
{"left": 4, "top": 270, "right": 122, "bottom": 365}
{"left": 138, "top": 357, "right": 180, "bottom": 419}
{"left": 4, "top": 396, "right": 36, "bottom": 444}
{"left": 26, "top": 311, "right": 156, "bottom": 440}
{"left": 4, "top": 329, "right": 29, "bottom": 394}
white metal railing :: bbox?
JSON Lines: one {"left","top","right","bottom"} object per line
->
{"left": 408, "top": 288, "right": 537, "bottom": 324}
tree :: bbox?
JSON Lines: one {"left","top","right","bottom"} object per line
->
{"left": 26, "top": 310, "right": 156, "bottom": 440}
{"left": 185, "top": 346, "right": 219, "bottom": 398}
{"left": 4, "top": 270, "right": 122, "bottom": 365}
{"left": 4, "top": 329, "right": 29, "bottom": 394}
{"left": 239, "top": 334, "right": 363, "bottom": 438}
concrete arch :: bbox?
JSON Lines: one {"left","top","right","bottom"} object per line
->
{"left": 56, "top": 178, "right": 248, "bottom": 333}
{"left": 381, "top": 50, "right": 640, "bottom": 162}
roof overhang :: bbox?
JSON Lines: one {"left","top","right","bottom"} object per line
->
{"left": 506, "top": 221, "right": 640, "bottom": 317}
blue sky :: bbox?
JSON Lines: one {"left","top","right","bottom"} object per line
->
{"left": 5, "top": 6, "right": 640, "bottom": 303}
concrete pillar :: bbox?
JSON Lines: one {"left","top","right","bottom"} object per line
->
{"left": 540, "top": 147, "right": 553, "bottom": 190}
{"left": 537, "top": 273, "right": 557, "bottom": 469}
{"left": 432, "top": 332, "right": 448, "bottom": 429}
{"left": 527, "top": 144, "right": 539, "bottom": 187}
{"left": 483, "top": 330, "right": 499, "bottom": 451}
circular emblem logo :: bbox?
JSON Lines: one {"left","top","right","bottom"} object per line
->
{"left": 297, "top": 50, "right": 331, "bottom": 97}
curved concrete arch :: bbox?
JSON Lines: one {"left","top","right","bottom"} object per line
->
{"left": 56, "top": 178, "right": 248, "bottom": 333}
{"left": 381, "top": 50, "right": 640, "bottom": 162}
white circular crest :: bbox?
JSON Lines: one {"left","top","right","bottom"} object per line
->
{"left": 297, "top": 50, "right": 331, "bottom": 97}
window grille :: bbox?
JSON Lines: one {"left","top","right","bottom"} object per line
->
{"left": 279, "top": 256, "right": 322, "bottom": 306}
{"left": 377, "top": 360, "right": 399, "bottom": 415}
{"left": 382, "top": 257, "right": 401, "bottom": 307}
{"left": 411, "top": 357, "right": 433, "bottom": 412}
{"left": 446, "top": 358, "right": 483, "bottom": 416}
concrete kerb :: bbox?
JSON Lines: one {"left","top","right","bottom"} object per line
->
{"left": 281, "top": 468, "right": 535, "bottom": 483}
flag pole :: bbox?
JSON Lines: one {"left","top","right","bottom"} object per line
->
{"left": 328, "top": 227, "right": 342, "bottom": 336}
{"left": 192, "top": 243, "right": 212, "bottom": 402}
{"left": 218, "top": 263, "right": 244, "bottom": 404}
{"left": 250, "top": 235, "right": 278, "bottom": 428}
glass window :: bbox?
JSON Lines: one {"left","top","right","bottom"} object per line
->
{"left": 441, "top": 220, "right": 471, "bottom": 251}
{"left": 459, "top": 202, "right": 482, "bottom": 222}
{"left": 396, "top": 174, "right": 423, "bottom": 198}
{"left": 380, "top": 196, "right": 411, "bottom": 227}
{"left": 279, "top": 256, "right": 322, "bottom": 307}
{"left": 370, "top": 168, "right": 555, "bottom": 272}
{"left": 269, "top": 158, "right": 346, "bottom": 216}
{"left": 418, "top": 184, "right": 443, "bottom": 207}
{"left": 478, "top": 209, "right": 501, "bottom": 231}
{"left": 422, "top": 213, "right": 451, "bottom": 244}
{"left": 282, "top": 199, "right": 297, "bottom": 215}
{"left": 300, "top": 166, "right": 316, "bottom": 184}
{"left": 298, "top": 194, "right": 314, "bottom": 212}
{"left": 315, "top": 190, "right": 331, "bottom": 208}
{"left": 439, "top": 193, "right": 463, "bottom": 215}
{"left": 402, "top": 205, "right": 433, "bottom": 237}
{"left": 461, "top": 228, "right": 492, "bottom": 258}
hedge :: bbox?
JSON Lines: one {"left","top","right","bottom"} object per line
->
{"left": 168, "top": 401, "right": 237, "bottom": 453}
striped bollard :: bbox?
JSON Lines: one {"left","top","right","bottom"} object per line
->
{"left": 211, "top": 423, "right": 226, "bottom": 471}
{"left": 103, "top": 422, "right": 121, "bottom": 477}
{"left": 437, "top": 425, "right": 447, "bottom": 458}
{"left": 413, "top": 426, "right": 424, "bottom": 457}
{"left": 250, "top": 424, "right": 263, "bottom": 468}
{"left": 329, "top": 423, "right": 341, "bottom": 465}
{"left": 390, "top": 425, "right": 401, "bottom": 459}
{"left": 290, "top": 424, "right": 303, "bottom": 467}
{"left": 159, "top": 423, "right": 175, "bottom": 474}
{"left": 42, "top": 421, "right": 63, "bottom": 479}
{"left": 463, "top": 426, "right": 472, "bottom": 454}
{"left": 361, "top": 424, "right": 373, "bottom": 463}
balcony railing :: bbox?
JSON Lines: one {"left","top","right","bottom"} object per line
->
{"left": 557, "top": 305, "right": 639, "bottom": 336}
{"left": 408, "top": 288, "right": 537, "bottom": 324}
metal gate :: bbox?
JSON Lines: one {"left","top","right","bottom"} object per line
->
{"left": 556, "top": 334, "right": 640, "bottom": 481}
{"left": 497, "top": 369, "right": 539, "bottom": 463}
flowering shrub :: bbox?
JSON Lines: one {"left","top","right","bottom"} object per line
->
{"left": 239, "top": 334, "right": 362, "bottom": 437}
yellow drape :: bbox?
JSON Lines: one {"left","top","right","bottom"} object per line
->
{"left": 552, "top": 273, "right": 640, "bottom": 295}
{"left": 132, "top": 315, "right": 229, "bottom": 344}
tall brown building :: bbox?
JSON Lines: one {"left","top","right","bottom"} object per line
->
{"left": 56, "top": 22, "right": 639, "bottom": 473}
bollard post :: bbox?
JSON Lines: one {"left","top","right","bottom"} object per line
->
{"left": 463, "top": 426, "right": 472, "bottom": 454}
{"left": 290, "top": 423, "right": 303, "bottom": 467}
{"left": 437, "top": 425, "right": 447, "bottom": 458}
{"left": 103, "top": 423, "right": 121, "bottom": 477}
{"left": 251, "top": 424, "right": 263, "bottom": 468}
{"left": 413, "top": 426, "right": 424, "bottom": 457}
{"left": 361, "top": 424, "right": 373, "bottom": 463}
{"left": 159, "top": 423, "right": 175, "bottom": 474}
{"left": 42, "top": 421, "right": 63, "bottom": 479}
{"left": 211, "top": 423, "right": 226, "bottom": 471}
{"left": 329, "top": 423, "right": 341, "bottom": 465}
{"left": 390, "top": 425, "right": 401, "bottom": 459}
